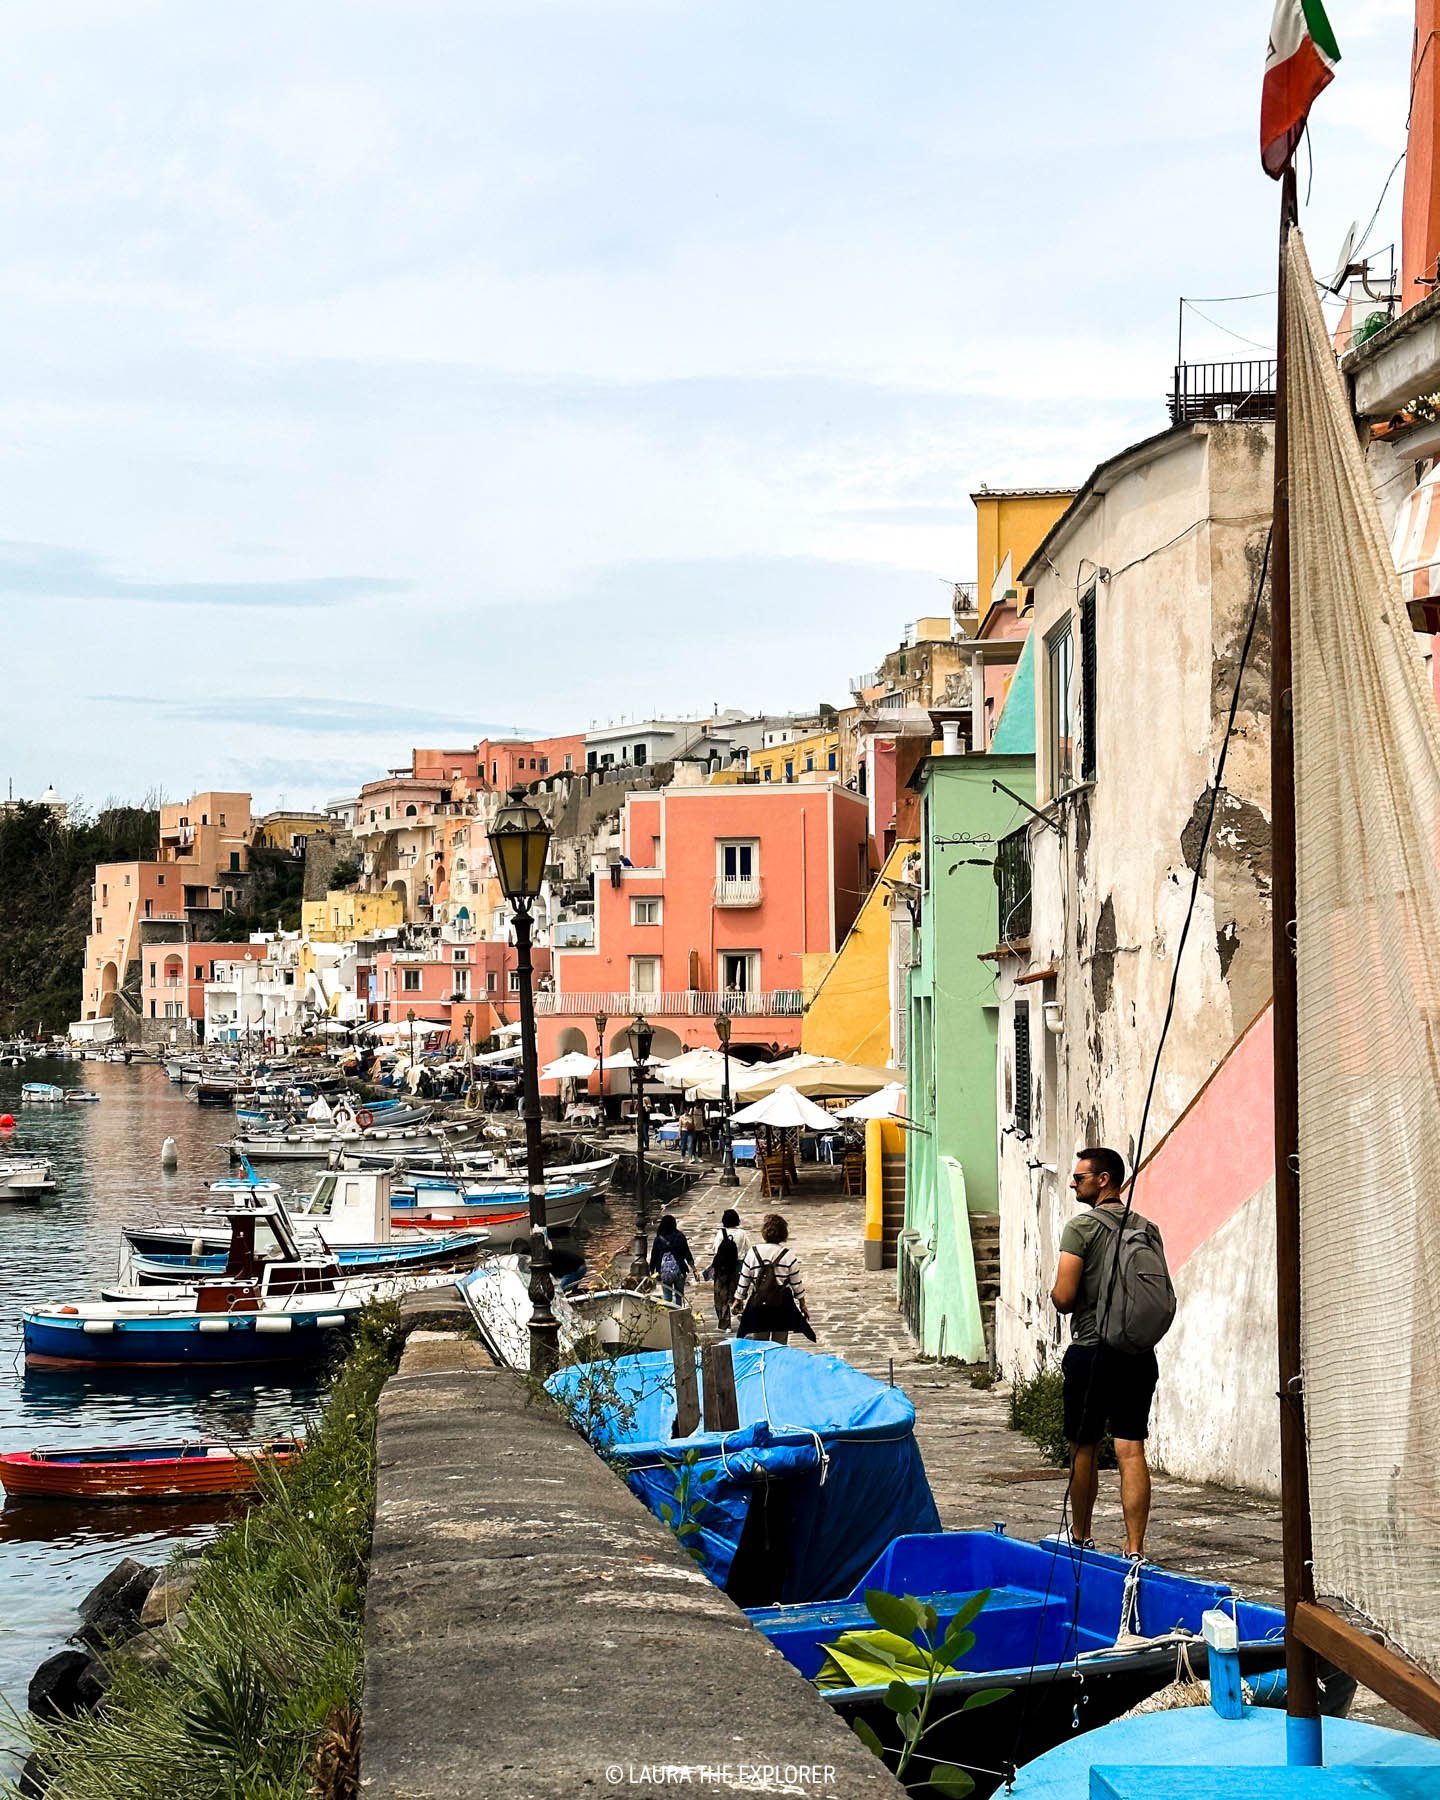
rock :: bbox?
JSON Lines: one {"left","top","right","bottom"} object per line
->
{"left": 139, "top": 1564, "right": 199, "bottom": 1627}
{"left": 16, "top": 1748, "right": 51, "bottom": 1798}
{"left": 75, "top": 1556, "right": 159, "bottom": 1648}
{"left": 27, "top": 1647, "right": 111, "bottom": 1720}
{"left": 116, "top": 1621, "right": 181, "bottom": 1677}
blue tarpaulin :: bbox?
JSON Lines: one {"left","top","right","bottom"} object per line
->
{"left": 547, "top": 1341, "right": 940, "bottom": 1603}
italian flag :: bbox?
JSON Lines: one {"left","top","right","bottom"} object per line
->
{"left": 1262, "top": 0, "right": 1340, "bottom": 177}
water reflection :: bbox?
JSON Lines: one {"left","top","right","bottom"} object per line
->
{"left": 0, "top": 1059, "right": 317, "bottom": 1746}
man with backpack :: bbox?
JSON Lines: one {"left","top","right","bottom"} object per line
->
{"left": 1050, "top": 1146, "right": 1176, "bottom": 1560}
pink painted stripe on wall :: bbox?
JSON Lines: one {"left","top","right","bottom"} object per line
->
{"left": 1130, "top": 1003, "right": 1275, "bottom": 1271}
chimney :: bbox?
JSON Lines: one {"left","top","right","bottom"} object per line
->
{"left": 941, "top": 720, "right": 963, "bottom": 756}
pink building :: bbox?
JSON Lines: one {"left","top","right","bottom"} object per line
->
{"left": 471, "top": 734, "right": 586, "bottom": 790}
{"left": 537, "top": 776, "right": 870, "bottom": 1071}
{"left": 139, "top": 939, "right": 264, "bottom": 1028}
{"left": 370, "top": 939, "right": 550, "bottom": 1043}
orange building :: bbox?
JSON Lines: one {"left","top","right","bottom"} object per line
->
{"left": 537, "top": 774, "right": 869, "bottom": 1071}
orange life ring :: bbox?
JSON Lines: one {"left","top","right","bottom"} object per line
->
{"left": 356, "top": 1108, "right": 375, "bottom": 1130}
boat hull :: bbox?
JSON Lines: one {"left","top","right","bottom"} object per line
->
{"left": 0, "top": 1438, "right": 301, "bottom": 1500}
{"left": 23, "top": 1308, "right": 355, "bottom": 1369}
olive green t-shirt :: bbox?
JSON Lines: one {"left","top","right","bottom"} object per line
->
{"left": 1058, "top": 1204, "right": 1159, "bottom": 1347}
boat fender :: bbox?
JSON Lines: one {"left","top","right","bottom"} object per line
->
{"left": 197, "top": 1319, "right": 231, "bottom": 1334}
{"left": 58, "top": 1305, "right": 79, "bottom": 1315}
{"left": 355, "top": 1109, "right": 374, "bottom": 1130}
{"left": 82, "top": 1320, "right": 115, "bottom": 1335}
{"left": 254, "top": 1316, "right": 293, "bottom": 1333}
{"left": 333, "top": 1106, "right": 356, "bottom": 1130}
{"left": 190, "top": 1238, "right": 206, "bottom": 1262}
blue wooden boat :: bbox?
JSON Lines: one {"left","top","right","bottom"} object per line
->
{"left": 123, "top": 1232, "right": 486, "bottom": 1282}
{"left": 746, "top": 1530, "right": 1356, "bottom": 1796}
{"left": 20, "top": 1083, "right": 63, "bottom": 1103}
{"left": 24, "top": 1205, "right": 364, "bottom": 1370}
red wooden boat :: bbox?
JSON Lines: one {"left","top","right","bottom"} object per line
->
{"left": 0, "top": 1437, "right": 302, "bottom": 1501}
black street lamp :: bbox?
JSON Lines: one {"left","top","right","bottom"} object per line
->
{"left": 594, "top": 1010, "right": 608, "bottom": 1121}
{"left": 463, "top": 1008, "right": 474, "bottom": 1100}
{"left": 487, "top": 786, "right": 558, "bottom": 1378}
{"left": 406, "top": 1008, "right": 417, "bottom": 1070}
{"left": 627, "top": 1011, "right": 654, "bottom": 1283}
{"left": 714, "top": 1011, "right": 739, "bottom": 1186}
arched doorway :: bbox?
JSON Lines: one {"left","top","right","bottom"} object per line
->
{"left": 98, "top": 962, "right": 119, "bottom": 1019}
{"left": 556, "top": 1026, "right": 588, "bottom": 1056}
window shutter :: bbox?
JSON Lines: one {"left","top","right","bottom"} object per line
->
{"left": 1013, "top": 1008, "right": 1032, "bottom": 1137}
{"left": 1079, "top": 587, "right": 1098, "bottom": 782}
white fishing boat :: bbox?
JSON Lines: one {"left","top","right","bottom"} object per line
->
{"left": 20, "top": 1083, "right": 63, "bottom": 1103}
{"left": 457, "top": 1256, "right": 678, "bottom": 1370}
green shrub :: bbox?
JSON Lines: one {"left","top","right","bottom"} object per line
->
{"left": 1006, "top": 1363, "right": 1115, "bottom": 1469}
{"left": 13, "top": 1304, "right": 405, "bottom": 1800}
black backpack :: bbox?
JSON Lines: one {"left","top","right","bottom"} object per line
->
{"left": 712, "top": 1230, "right": 740, "bottom": 1281}
{"left": 748, "top": 1253, "right": 788, "bottom": 1318}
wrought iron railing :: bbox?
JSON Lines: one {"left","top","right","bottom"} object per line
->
{"left": 1168, "top": 360, "right": 1277, "bottom": 424}
{"left": 536, "top": 989, "right": 804, "bottom": 1018}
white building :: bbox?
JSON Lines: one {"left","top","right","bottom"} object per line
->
{"left": 205, "top": 936, "right": 305, "bottom": 1043}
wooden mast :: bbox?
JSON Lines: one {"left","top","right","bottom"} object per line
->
{"left": 1270, "top": 159, "right": 1323, "bottom": 1765}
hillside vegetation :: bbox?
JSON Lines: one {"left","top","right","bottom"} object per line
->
{"left": 0, "top": 801, "right": 158, "bottom": 1034}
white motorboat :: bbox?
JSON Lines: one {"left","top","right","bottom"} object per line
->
{"left": 456, "top": 1257, "right": 680, "bottom": 1371}
{"left": 0, "top": 1159, "right": 58, "bottom": 1200}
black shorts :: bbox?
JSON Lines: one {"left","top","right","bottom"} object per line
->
{"left": 1062, "top": 1343, "right": 1159, "bottom": 1444}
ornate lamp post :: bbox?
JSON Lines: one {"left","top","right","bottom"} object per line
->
{"left": 594, "top": 1010, "right": 608, "bottom": 1120}
{"left": 463, "top": 1008, "right": 474, "bottom": 1099}
{"left": 487, "top": 786, "right": 559, "bottom": 1377}
{"left": 627, "top": 1011, "right": 655, "bottom": 1282}
{"left": 714, "top": 1011, "right": 739, "bottom": 1186}
{"left": 406, "top": 1008, "right": 417, "bottom": 1071}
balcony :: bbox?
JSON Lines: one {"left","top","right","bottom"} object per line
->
{"left": 996, "top": 824, "right": 1031, "bottom": 944}
{"left": 536, "top": 989, "right": 804, "bottom": 1018}
{"left": 1168, "top": 360, "right": 1277, "bottom": 425}
{"left": 713, "top": 877, "right": 763, "bottom": 908}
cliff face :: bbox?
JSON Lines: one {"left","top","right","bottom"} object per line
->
{"left": 0, "top": 802, "right": 158, "bottom": 1035}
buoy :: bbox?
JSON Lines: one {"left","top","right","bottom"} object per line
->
{"left": 161, "top": 1136, "right": 179, "bottom": 1169}
{"left": 0, "top": 1114, "right": 13, "bottom": 1129}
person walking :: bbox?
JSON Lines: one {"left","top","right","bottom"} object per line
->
{"left": 1049, "top": 1145, "right": 1173, "bottom": 1560}
{"left": 649, "top": 1213, "right": 696, "bottom": 1305}
{"left": 733, "top": 1213, "right": 812, "bottom": 1344}
{"left": 679, "top": 1104, "right": 700, "bottom": 1162}
{"left": 702, "top": 1207, "right": 750, "bottom": 1333}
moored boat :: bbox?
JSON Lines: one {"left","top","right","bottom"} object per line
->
{"left": 0, "top": 1437, "right": 302, "bottom": 1501}
{"left": 0, "top": 1159, "right": 58, "bottom": 1200}
{"left": 20, "top": 1083, "right": 63, "bottom": 1104}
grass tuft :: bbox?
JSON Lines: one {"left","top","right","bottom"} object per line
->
{"left": 1007, "top": 1362, "right": 1115, "bottom": 1468}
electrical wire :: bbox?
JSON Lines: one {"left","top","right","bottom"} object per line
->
{"left": 1000, "top": 520, "right": 1274, "bottom": 1789}
{"left": 1353, "top": 151, "right": 1407, "bottom": 264}
{"left": 1181, "top": 302, "right": 1275, "bottom": 354}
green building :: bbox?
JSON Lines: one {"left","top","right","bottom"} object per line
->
{"left": 902, "top": 750, "right": 1035, "bottom": 1360}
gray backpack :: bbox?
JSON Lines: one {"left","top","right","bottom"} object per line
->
{"left": 1092, "top": 1208, "right": 1176, "bottom": 1352}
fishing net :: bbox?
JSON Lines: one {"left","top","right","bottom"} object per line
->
{"left": 1286, "top": 227, "right": 1440, "bottom": 1678}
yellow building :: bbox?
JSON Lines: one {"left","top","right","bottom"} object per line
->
{"left": 747, "top": 729, "right": 840, "bottom": 784}
{"left": 301, "top": 889, "right": 405, "bottom": 943}
{"left": 970, "top": 487, "right": 1074, "bottom": 629}
{"left": 252, "top": 810, "right": 330, "bottom": 852}
{"left": 801, "top": 840, "right": 912, "bottom": 1065}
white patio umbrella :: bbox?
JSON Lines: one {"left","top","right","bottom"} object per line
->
{"left": 729, "top": 1086, "right": 837, "bottom": 1131}
{"left": 654, "top": 1046, "right": 729, "bottom": 1087}
{"left": 743, "top": 1060, "right": 901, "bottom": 1101}
{"left": 541, "top": 1051, "right": 599, "bottom": 1080}
{"left": 833, "top": 1082, "right": 907, "bottom": 1121}
{"left": 730, "top": 1052, "right": 834, "bottom": 1097}
{"left": 602, "top": 1046, "right": 671, "bottom": 1071}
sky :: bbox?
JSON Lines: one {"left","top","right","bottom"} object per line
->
{"left": 0, "top": 0, "right": 1415, "bottom": 812}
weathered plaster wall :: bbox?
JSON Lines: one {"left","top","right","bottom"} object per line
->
{"left": 995, "top": 425, "right": 1278, "bottom": 1500}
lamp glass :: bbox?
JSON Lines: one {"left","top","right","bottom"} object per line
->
{"left": 487, "top": 787, "right": 551, "bottom": 902}
{"left": 713, "top": 1012, "right": 731, "bottom": 1047}
{"left": 629, "top": 1013, "right": 654, "bottom": 1064}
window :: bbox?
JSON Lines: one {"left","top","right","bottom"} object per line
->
{"left": 721, "top": 950, "right": 759, "bottom": 993}
{"left": 149, "top": 962, "right": 157, "bottom": 981}
{"left": 194, "top": 964, "right": 202, "bottom": 980}
{"left": 717, "top": 840, "right": 757, "bottom": 882}
{"left": 763, "top": 767, "right": 772, "bottom": 781}
{"left": 539, "top": 757, "right": 549, "bottom": 774}
{"left": 508, "top": 969, "right": 521, "bottom": 993}
{"left": 805, "top": 756, "right": 814, "bottom": 772}
{"left": 452, "top": 970, "right": 470, "bottom": 999}
{"left": 784, "top": 761, "right": 794, "bottom": 780}
{"left": 563, "top": 753, "right": 573, "bottom": 771}
{"left": 631, "top": 896, "right": 662, "bottom": 926}
{"left": 228, "top": 851, "right": 241, "bottom": 872}
{"left": 634, "top": 744, "right": 648, "bottom": 766}
{"left": 629, "top": 956, "right": 660, "bottom": 995}
{"left": 828, "top": 750, "right": 837, "bottom": 771}
{"left": 451, "top": 947, "right": 469, "bottom": 962}
{"left": 405, "top": 804, "right": 417, "bottom": 818}
{"left": 587, "top": 751, "right": 598, "bottom": 770}
{"left": 402, "top": 969, "right": 422, "bottom": 993}
{"left": 1045, "top": 618, "right": 1076, "bottom": 797}
{"left": 1013, "top": 1006, "right": 1033, "bottom": 1137}
{"left": 157, "top": 874, "right": 165, "bottom": 886}
{"left": 1079, "top": 586, "right": 1098, "bottom": 782}
{"left": 94, "top": 917, "right": 101, "bottom": 934}
{"left": 143, "top": 899, "right": 152, "bottom": 918}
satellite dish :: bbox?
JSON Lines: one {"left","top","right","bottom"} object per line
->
{"left": 1325, "top": 220, "right": 1359, "bottom": 294}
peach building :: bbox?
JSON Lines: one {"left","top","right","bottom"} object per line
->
{"left": 537, "top": 774, "right": 869, "bottom": 1071}
{"left": 369, "top": 938, "right": 549, "bottom": 1043}
{"left": 139, "top": 939, "right": 265, "bottom": 1028}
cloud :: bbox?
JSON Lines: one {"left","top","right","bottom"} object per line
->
{"left": 89, "top": 694, "right": 532, "bottom": 738}
{"left": 0, "top": 540, "right": 405, "bottom": 609}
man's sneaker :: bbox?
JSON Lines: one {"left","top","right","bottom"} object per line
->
{"left": 1056, "top": 1526, "right": 1096, "bottom": 1550}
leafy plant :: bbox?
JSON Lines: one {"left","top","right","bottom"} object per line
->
{"left": 654, "top": 1449, "right": 720, "bottom": 1567}
{"left": 836, "top": 1588, "right": 1004, "bottom": 1797}
{"left": 1007, "top": 1363, "right": 1113, "bottom": 1468}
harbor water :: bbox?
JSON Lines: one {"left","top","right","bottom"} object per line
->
{"left": 0, "top": 1058, "right": 326, "bottom": 1765}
